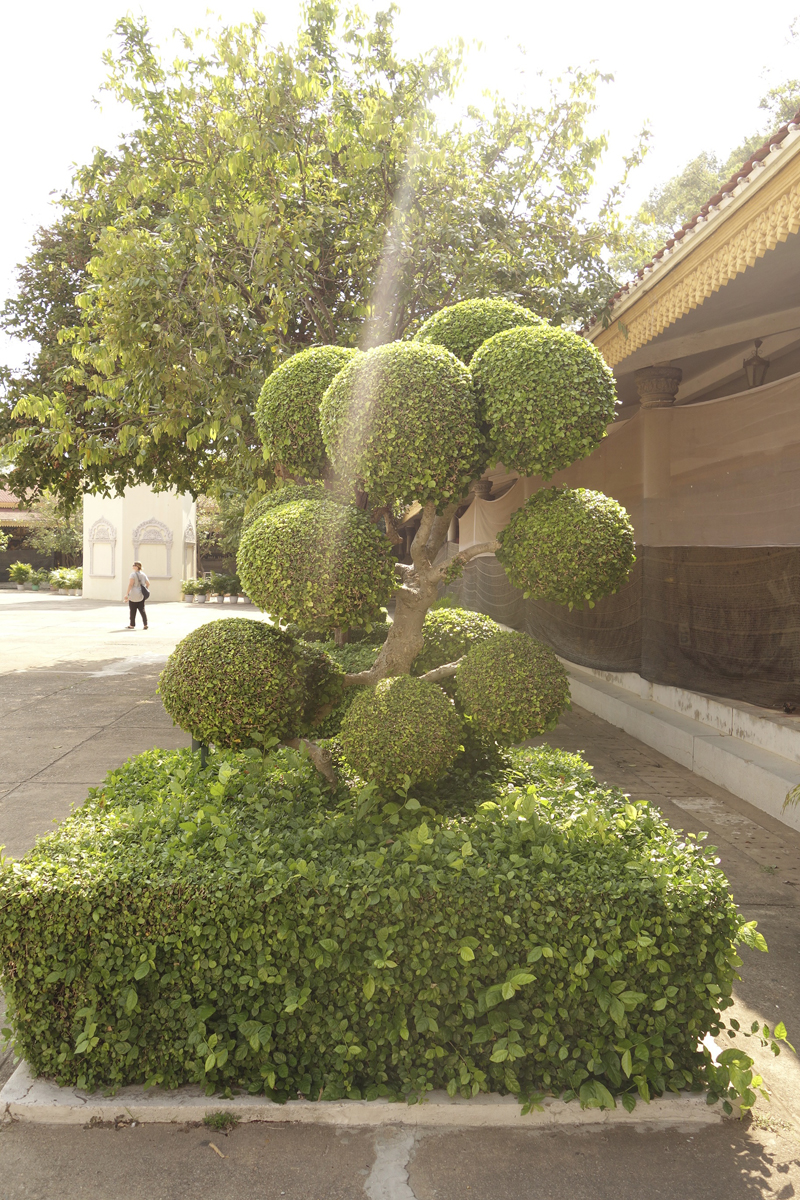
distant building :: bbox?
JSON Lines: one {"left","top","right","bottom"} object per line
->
{"left": 82, "top": 485, "right": 196, "bottom": 603}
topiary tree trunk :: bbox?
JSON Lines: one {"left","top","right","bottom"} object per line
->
{"left": 162, "top": 299, "right": 636, "bottom": 787}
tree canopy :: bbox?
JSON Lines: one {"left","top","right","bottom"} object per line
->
{"left": 2, "top": 2, "right": 643, "bottom": 506}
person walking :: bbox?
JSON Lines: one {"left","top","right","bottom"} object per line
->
{"left": 124, "top": 560, "right": 150, "bottom": 629}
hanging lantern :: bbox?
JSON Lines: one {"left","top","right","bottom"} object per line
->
{"left": 743, "top": 339, "right": 770, "bottom": 389}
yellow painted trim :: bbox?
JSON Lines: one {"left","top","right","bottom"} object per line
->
{"left": 594, "top": 146, "right": 800, "bottom": 368}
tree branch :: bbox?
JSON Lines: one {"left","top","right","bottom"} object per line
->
{"left": 284, "top": 737, "right": 336, "bottom": 784}
{"left": 373, "top": 504, "right": 402, "bottom": 546}
{"left": 426, "top": 502, "right": 459, "bottom": 562}
{"left": 438, "top": 540, "right": 500, "bottom": 578}
{"left": 418, "top": 656, "right": 465, "bottom": 684}
{"left": 411, "top": 502, "right": 436, "bottom": 569}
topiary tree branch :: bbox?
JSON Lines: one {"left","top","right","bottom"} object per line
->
{"left": 410, "top": 502, "right": 437, "bottom": 569}
{"left": 284, "top": 737, "right": 336, "bottom": 784}
{"left": 438, "top": 540, "right": 501, "bottom": 578}
{"left": 417, "top": 656, "right": 466, "bottom": 684}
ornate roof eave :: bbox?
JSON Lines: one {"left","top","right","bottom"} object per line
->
{"left": 588, "top": 130, "right": 800, "bottom": 368}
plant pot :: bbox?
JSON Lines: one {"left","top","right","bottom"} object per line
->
{"left": 58, "top": 588, "right": 69, "bottom": 595}
{"left": 69, "top": 589, "right": 80, "bottom": 596}
{"left": 182, "top": 593, "right": 194, "bottom": 603}
{"left": 194, "top": 594, "right": 207, "bottom": 604}
{"left": 15, "top": 583, "right": 24, "bottom": 590}
{"left": 238, "top": 594, "right": 248, "bottom": 604}
{"left": 30, "top": 584, "right": 40, "bottom": 591}
{"left": 212, "top": 593, "right": 225, "bottom": 603}
{"left": 224, "top": 593, "right": 234, "bottom": 603}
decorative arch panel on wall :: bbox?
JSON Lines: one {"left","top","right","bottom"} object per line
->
{"left": 132, "top": 516, "right": 174, "bottom": 579}
{"left": 183, "top": 520, "right": 196, "bottom": 578}
{"left": 88, "top": 517, "right": 117, "bottom": 578}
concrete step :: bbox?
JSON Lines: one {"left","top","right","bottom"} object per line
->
{"left": 562, "top": 662, "right": 800, "bottom": 835}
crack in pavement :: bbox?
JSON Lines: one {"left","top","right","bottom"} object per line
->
{"left": 364, "top": 1128, "right": 418, "bottom": 1199}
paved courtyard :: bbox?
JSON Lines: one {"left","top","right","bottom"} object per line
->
{"left": 0, "top": 592, "right": 798, "bottom": 1197}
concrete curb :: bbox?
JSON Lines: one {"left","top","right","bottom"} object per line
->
{"left": 560, "top": 658, "right": 800, "bottom": 834}
{"left": 1, "top": 1061, "right": 726, "bottom": 1128}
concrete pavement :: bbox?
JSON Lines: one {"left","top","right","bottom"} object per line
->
{"left": 0, "top": 593, "right": 799, "bottom": 1197}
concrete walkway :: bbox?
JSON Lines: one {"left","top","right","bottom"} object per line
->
{"left": 0, "top": 594, "right": 798, "bottom": 1197}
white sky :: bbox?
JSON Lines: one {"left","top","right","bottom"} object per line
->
{"left": 2, "top": 0, "right": 800, "bottom": 371}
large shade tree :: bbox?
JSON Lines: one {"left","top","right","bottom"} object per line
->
{"left": 160, "top": 298, "right": 635, "bottom": 784}
{"left": 2, "top": 2, "right": 645, "bottom": 508}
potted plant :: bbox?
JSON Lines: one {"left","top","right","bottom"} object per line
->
{"left": 194, "top": 578, "right": 212, "bottom": 604}
{"left": 50, "top": 568, "right": 69, "bottom": 595}
{"left": 8, "top": 562, "right": 31, "bottom": 590}
{"left": 209, "top": 573, "right": 227, "bottom": 603}
{"left": 29, "top": 568, "right": 49, "bottom": 591}
{"left": 181, "top": 579, "right": 197, "bottom": 603}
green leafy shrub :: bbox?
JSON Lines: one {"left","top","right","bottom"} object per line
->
{"left": 456, "top": 631, "right": 570, "bottom": 744}
{"left": 497, "top": 487, "right": 636, "bottom": 608}
{"left": 158, "top": 619, "right": 308, "bottom": 747}
{"left": 0, "top": 745, "right": 759, "bottom": 1107}
{"left": 294, "top": 641, "right": 346, "bottom": 733}
{"left": 256, "top": 346, "right": 359, "bottom": 479}
{"left": 412, "top": 606, "right": 502, "bottom": 678}
{"left": 327, "top": 642, "right": 382, "bottom": 675}
{"left": 340, "top": 675, "right": 462, "bottom": 790}
{"left": 471, "top": 325, "right": 617, "bottom": 477}
{"left": 413, "top": 298, "right": 542, "bottom": 365}
{"left": 319, "top": 342, "right": 480, "bottom": 508}
{"left": 8, "top": 561, "right": 32, "bottom": 584}
{"left": 237, "top": 492, "right": 396, "bottom": 631}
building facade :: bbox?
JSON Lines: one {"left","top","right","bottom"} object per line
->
{"left": 82, "top": 485, "right": 196, "bottom": 603}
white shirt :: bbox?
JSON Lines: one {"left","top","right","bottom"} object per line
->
{"left": 128, "top": 570, "right": 150, "bottom": 601}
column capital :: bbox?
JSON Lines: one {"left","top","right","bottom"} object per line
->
{"left": 634, "top": 363, "right": 683, "bottom": 408}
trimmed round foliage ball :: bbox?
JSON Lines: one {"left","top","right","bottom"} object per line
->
{"left": 497, "top": 486, "right": 636, "bottom": 608}
{"left": 319, "top": 341, "right": 480, "bottom": 508}
{"left": 413, "top": 298, "right": 542, "bottom": 365}
{"left": 456, "top": 631, "right": 570, "bottom": 744}
{"left": 240, "top": 482, "right": 324, "bottom": 537}
{"left": 256, "top": 346, "right": 360, "bottom": 479}
{"left": 471, "top": 324, "right": 617, "bottom": 478}
{"left": 340, "top": 675, "right": 463, "bottom": 790}
{"left": 412, "top": 606, "right": 502, "bottom": 676}
{"left": 237, "top": 491, "right": 397, "bottom": 632}
{"left": 158, "top": 619, "right": 306, "bottom": 748}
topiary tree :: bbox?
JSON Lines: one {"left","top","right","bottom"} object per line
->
{"left": 163, "top": 297, "right": 634, "bottom": 787}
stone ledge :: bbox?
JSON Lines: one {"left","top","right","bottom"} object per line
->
{"left": 561, "top": 660, "right": 800, "bottom": 834}
{"left": 1, "top": 1061, "right": 727, "bottom": 1128}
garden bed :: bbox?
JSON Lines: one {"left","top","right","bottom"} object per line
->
{"left": 0, "top": 745, "right": 756, "bottom": 1109}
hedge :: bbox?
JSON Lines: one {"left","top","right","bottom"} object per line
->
{"left": 470, "top": 324, "right": 617, "bottom": 478}
{"left": 413, "top": 298, "right": 542, "bottom": 365}
{"left": 319, "top": 341, "right": 481, "bottom": 509}
{"left": 497, "top": 487, "right": 636, "bottom": 609}
{"left": 0, "top": 745, "right": 753, "bottom": 1108}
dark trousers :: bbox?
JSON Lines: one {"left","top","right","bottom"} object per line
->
{"left": 129, "top": 600, "right": 147, "bottom": 627}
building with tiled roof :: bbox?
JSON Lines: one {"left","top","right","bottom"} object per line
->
{"left": 448, "top": 123, "right": 800, "bottom": 715}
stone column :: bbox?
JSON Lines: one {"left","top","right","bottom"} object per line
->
{"left": 634, "top": 365, "right": 680, "bottom": 545}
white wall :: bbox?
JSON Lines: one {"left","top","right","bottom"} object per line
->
{"left": 83, "top": 485, "right": 196, "bottom": 603}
